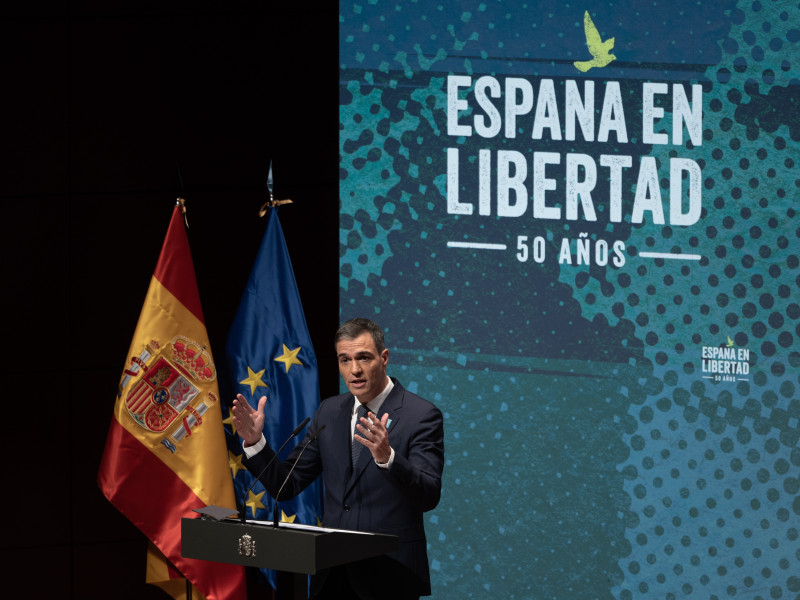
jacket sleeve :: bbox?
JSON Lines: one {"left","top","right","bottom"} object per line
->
{"left": 386, "top": 402, "right": 445, "bottom": 512}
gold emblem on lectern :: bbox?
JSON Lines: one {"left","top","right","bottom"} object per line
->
{"left": 238, "top": 533, "right": 256, "bottom": 557}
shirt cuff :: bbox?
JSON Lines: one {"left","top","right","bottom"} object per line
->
{"left": 242, "top": 435, "right": 267, "bottom": 458}
{"left": 376, "top": 446, "right": 395, "bottom": 469}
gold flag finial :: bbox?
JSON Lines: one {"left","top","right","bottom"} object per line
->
{"left": 176, "top": 197, "right": 189, "bottom": 228}
{"left": 258, "top": 195, "right": 293, "bottom": 217}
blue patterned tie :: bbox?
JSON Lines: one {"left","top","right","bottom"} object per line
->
{"left": 351, "top": 403, "right": 369, "bottom": 467}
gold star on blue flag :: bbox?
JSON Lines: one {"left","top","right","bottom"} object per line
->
{"left": 240, "top": 366, "right": 268, "bottom": 395}
{"left": 274, "top": 344, "right": 303, "bottom": 373}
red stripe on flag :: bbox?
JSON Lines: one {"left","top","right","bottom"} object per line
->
{"left": 128, "top": 384, "right": 150, "bottom": 413}
{"left": 152, "top": 206, "right": 205, "bottom": 324}
{"left": 98, "top": 420, "right": 246, "bottom": 600}
{"left": 126, "top": 387, "right": 142, "bottom": 408}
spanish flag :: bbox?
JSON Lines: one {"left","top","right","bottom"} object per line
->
{"left": 98, "top": 201, "right": 246, "bottom": 600}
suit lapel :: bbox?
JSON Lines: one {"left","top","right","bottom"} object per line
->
{"left": 375, "top": 379, "right": 403, "bottom": 432}
{"left": 336, "top": 395, "right": 355, "bottom": 459}
{"left": 325, "top": 394, "right": 353, "bottom": 489}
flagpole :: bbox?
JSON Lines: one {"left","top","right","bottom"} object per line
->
{"left": 179, "top": 193, "right": 192, "bottom": 600}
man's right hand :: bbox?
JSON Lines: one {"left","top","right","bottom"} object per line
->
{"left": 231, "top": 393, "right": 267, "bottom": 447}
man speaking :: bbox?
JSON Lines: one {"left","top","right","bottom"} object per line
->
{"left": 232, "top": 318, "right": 445, "bottom": 599}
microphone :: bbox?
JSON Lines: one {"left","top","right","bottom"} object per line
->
{"left": 239, "top": 417, "right": 311, "bottom": 524}
{"left": 272, "top": 424, "right": 326, "bottom": 528}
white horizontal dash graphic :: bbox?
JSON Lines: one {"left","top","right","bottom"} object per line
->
{"left": 447, "top": 241, "right": 508, "bottom": 250}
{"left": 639, "top": 252, "right": 702, "bottom": 261}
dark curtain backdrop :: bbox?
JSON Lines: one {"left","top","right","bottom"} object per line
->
{"left": 0, "top": 3, "right": 338, "bottom": 598}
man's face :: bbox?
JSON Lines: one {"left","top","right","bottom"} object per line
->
{"left": 336, "top": 332, "right": 389, "bottom": 403}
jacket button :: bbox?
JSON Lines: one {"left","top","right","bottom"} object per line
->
{"left": 344, "top": 504, "right": 351, "bottom": 512}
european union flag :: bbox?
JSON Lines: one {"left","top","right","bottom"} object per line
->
{"left": 223, "top": 207, "right": 322, "bottom": 590}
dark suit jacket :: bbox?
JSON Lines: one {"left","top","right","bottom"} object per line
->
{"left": 242, "top": 377, "right": 445, "bottom": 598}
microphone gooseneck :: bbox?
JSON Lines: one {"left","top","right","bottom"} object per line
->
{"left": 272, "top": 425, "right": 326, "bottom": 528}
{"left": 239, "top": 416, "right": 311, "bottom": 524}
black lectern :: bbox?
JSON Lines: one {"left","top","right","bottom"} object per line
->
{"left": 181, "top": 508, "right": 398, "bottom": 574}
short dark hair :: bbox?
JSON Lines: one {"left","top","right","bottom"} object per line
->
{"left": 335, "top": 318, "right": 386, "bottom": 354}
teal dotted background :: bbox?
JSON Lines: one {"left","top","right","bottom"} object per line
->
{"left": 339, "top": 1, "right": 799, "bottom": 598}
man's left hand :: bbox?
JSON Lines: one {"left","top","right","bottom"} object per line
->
{"left": 355, "top": 412, "right": 391, "bottom": 464}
